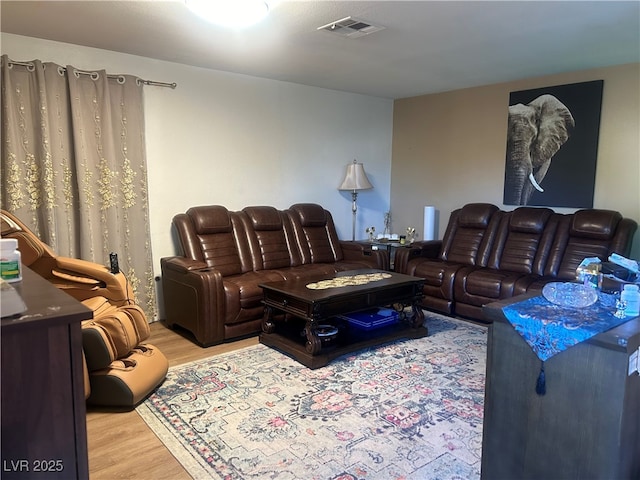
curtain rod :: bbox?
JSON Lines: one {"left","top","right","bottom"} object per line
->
{"left": 5, "top": 59, "right": 177, "bottom": 89}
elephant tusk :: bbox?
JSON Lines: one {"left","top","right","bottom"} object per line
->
{"left": 529, "top": 173, "right": 544, "bottom": 192}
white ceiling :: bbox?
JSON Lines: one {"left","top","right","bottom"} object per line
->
{"left": 1, "top": 0, "right": 639, "bottom": 99}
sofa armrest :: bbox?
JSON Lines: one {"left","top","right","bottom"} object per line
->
{"left": 161, "top": 256, "right": 209, "bottom": 273}
{"left": 394, "top": 246, "right": 422, "bottom": 274}
{"left": 394, "top": 241, "right": 442, "bottom": 274}
{"left": 160, "top": 257, "right": 226, "bottom": 346}
{"left": 417, "top": 240, "right": 442, "bottom": 258}
{"left": 339, "top": 241, "right": 389, "bottom": 270}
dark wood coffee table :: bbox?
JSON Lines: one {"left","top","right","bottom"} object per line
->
{"left": 259, "top": 269, "right": 426, "bottom": 368}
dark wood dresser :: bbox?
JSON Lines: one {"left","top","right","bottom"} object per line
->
{"left": 1, "top": 267, "right": 92, "bottom": 479}
{"left": 481, "top": 295, "right": 640, "bottom": 480}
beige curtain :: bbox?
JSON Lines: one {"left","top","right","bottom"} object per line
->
{"left": 1, "top": 55, "right": 156, "bottom": 319}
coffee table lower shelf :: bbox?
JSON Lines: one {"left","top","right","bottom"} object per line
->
{"left": 259, "top": 324, "right": 428, "bottom": 369}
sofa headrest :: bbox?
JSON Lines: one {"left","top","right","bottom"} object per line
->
{"left": 510, "top": 207, "right": 553, "bottom": 233}
{"left": 570, "top": 209, "right": 621, "bottom": 239}
{"left": 289, "top": 203, "right": 327, "bottom": 227}
{"left": 243, "top": 206, "right": 282, "bottom": 231}
{"left": 458, "top": 203, "right": 499, "bottom": 229}
{"left": 186, "top": 206, "right": 232, "bottom": 234}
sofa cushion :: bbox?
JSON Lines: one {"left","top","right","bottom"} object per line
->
{"left": 180, "top": 206, "right": 243, "bottom": 276}
{"left": 570, "top": 209, "right": 621, "bottom": 240}
{"left": 291, "top": 203, "right": 327, "bottom": 227}
{"left": 273, "top": 264, "right": 338, "bottom": 281}
{"left": 242, "top": 207, "right": 293, "bottom": 270}
{"left": 188, "top": 205, "right": 233, "bottom": 234}
{"left": 223, "top": 270, "right": 285, "bottom": 324}
{"left": 509, "top": 207, "right": 553, "bottom": 233}
{"left": 287, "top": 204, "right": 340, "bottom": 264}
{"left": 244, "top": 206, "right": 283, "bottom": 231}
{"left": 413, "top": 260, "right": 462, "bottom": 297}
{"left": 454, "top": 266, "right": 524, "bottom": 305}
{"left": 490, "top": 207, "right": 554, "bottom": 274}
{"left": 441, "top": 203, "right": 501, "bottom": 265}
{"left": 555, "top": 210, "right": 626, "bottom": 279}
{"left": 458, "top": 203, "right": 499, "bottom": 228}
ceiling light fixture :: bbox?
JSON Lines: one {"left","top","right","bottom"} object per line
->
{"left": 186, "top": 0, "right": 269, "bottom": 28}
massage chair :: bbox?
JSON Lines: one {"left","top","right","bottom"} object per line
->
{"left": 1, "top": 210, "right": 168, "bottom": 408}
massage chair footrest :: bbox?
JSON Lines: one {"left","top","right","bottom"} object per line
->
{"left": 86, "top": 344, "right": 168, "bottom": 408}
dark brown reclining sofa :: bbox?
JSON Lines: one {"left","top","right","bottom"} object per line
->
{"left": 394, "top": 203, "right": 637, "bottom": 322}
{"left": 161, "top": 203, "right": 388, "bottom": 346}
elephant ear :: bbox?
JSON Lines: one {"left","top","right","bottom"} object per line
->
{"left": 529, "top": 94, "right": 575, "bottom": 166}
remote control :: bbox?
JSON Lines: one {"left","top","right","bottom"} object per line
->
{"left": 109, "top": 252, "right": 120, "bottom": 274}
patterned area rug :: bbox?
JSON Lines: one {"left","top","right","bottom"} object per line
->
{"left": 137, "top": 314, "right": 487, "bottom": 479}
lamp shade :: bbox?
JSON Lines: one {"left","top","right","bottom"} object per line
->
{"left": 339, "top": 161, "right": 373, "bottom": 191}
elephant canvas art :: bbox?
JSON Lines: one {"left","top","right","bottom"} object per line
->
{"left": 504, "top": 95, "right": 574, "bottom": 205}
{"left": 502, "top": 80, "right": 604, "bottom": 208}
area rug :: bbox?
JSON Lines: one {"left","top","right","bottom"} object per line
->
{"left": 137, "top": 314, "right": 487, "bottom": 479}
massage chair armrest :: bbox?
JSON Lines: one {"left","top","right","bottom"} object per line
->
{"left": 51, "top": 256, "right": 133, "bottom": 304}
{"left": 393, "top": 241, "right": 442, "bottom": 275}
{"left": 339, "top": 241, "right": 389, "bottom": 270}
{"left": 161, "top": 256, "right": 209, "bottom": 274}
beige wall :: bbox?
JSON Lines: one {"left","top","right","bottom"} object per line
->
{"left": 391, "top": 63, "right": 640, "bottom": 259}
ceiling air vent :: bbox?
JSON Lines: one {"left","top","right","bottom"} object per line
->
{"left": 317, "top": 16, "right": 385, "bottom": 38}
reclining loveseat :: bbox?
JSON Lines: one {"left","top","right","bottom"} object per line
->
{"left": 161, "top": 203, "right": 388, "bottom": 346}
{"left": 1, "top": 210, "right": 168, "bottom": 408}
{"left": 394, "top": 203, "right": 637, "bottom": 322}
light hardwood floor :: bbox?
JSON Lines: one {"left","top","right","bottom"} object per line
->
{"left": 86, "top": 322, "right": 258, "bottom": 479}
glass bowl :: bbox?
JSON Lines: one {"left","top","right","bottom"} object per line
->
{"left": 542, "top": 282, "right": 598, "bottom": 308}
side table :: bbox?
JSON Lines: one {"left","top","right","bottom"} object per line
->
{"left": 368, "top": 241, "right": 412, "bottom": 271}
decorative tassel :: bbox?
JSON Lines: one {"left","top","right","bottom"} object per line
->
{"left": 535, "top": 362, "right": 546, "bottom": 396}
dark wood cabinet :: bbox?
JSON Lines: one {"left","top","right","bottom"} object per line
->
{"left": 481, "top": 296, "right": 640, "bottom": 480}
{"left": 1, "top": 268, "right": 92, "bottom": 479}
